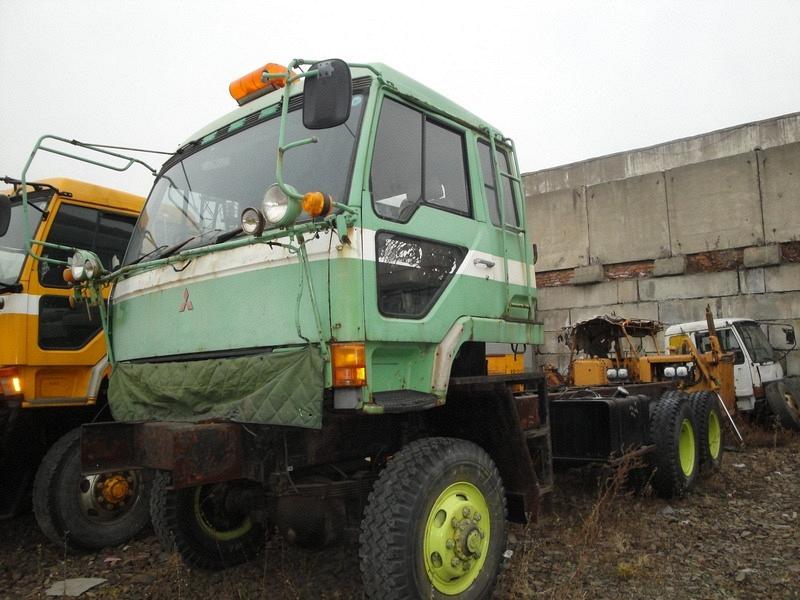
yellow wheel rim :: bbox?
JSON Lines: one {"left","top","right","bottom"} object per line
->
{"left": 423, "top": 482, "right": 491, "bottom": 595}
{"left": 708, "top": 410, "right": 721, "bottom": 460}
{"left": 679, "top": 418, "right": 695, "bottom": 477}
{"left": 193, "top": 487, "right": 253, "bottom": 541}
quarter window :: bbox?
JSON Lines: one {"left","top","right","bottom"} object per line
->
{"left": 478, "top": 141, "right": 520, "bottom": 228}
{"left": 371, "top": 98, "right": 470, "bottom": 221}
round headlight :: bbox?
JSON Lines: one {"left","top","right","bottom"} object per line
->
{"left": 618, "top": 368, "right": 629, "bottom": 379}
{"left": 84, "top": 257, "right": 101, "bottom": 280}
{"left": 664, "top": 366, "right": 676, "bottom": 378}
{"left": 69, "top": 253, "right": 86, "bottom": 282}
{"left": 241, "top": 207, "right": 266, "bottom": 236}
{"left": 676, "top": 366, "right": 689, "bottom": 378}
{"left": 606, "top": 368, "right": 618, "bottom": 380}
{"left": 262, "top": 183, "right": 301, "bottom": 227}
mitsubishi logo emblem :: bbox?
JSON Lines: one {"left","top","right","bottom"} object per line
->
{"left": 179, "top": 288, "right": 193, "bottom": 312}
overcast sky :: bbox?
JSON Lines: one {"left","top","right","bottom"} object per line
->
{"left": 2, "top": 0, "right": 799, "bottom": 197}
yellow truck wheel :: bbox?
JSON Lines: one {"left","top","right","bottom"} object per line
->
{"left": 359, "top": 437, "right": 507, "bottom": 600}
{"left": 32, "top": 427, "right": 150, "bottom": 551}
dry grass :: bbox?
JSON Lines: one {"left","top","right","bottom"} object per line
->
{"left": 736, "top": 417, "right": 797, "bottom": 448}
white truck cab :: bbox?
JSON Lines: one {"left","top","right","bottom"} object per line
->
{"left": 665, "top": 318, "right": 796, "bottom": 416}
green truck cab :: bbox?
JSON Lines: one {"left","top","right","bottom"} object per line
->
{"left": 21, "top": 59, "right": 551, "bottom": 598}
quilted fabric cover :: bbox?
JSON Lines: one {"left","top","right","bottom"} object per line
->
{"left": 108, "top": 346, "right": 324, "bottom": 429}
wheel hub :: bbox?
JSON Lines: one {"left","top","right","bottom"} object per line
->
{"left": 423, "top": 482, "right": 491, "bottom": 595}
{"left": 101, "top": 475, "right": 130, "bottom": 504}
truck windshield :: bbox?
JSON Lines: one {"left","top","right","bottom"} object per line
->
{"left": 0, "top": 195, "right": 49, "bottom": 285}
{"left": 735, "top": 321, "right": 775, "bottom": 364}
{"left": 124, "top": 93, "right": 367, "bottom": 265}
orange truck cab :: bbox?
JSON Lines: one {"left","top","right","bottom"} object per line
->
{"left": 0, "top": 177, "right": 143, "bottom": 519}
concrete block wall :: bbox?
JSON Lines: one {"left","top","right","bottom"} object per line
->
{"left": 525, "top": 114, "right": 800, "bottom": 376}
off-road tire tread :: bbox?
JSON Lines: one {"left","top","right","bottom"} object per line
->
{"left": 650, "top": 391, "right": 697, "bottom": 499}
{"left": 150, "top": 471, "right": 261, "bottom": 571}
{"left": 150, "top": 470, "right": 176, "bottom": 551}
{"left": 359, "top": 437, "right": 507, "bottom": 600}
{"left": 689, "top": 391, "right": 724, "bottom": 471}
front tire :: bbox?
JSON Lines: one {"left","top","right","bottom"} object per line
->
{"left": 359, "top": 437, "right": 507, "bottom": 600}
{"left": 149, "top": 471, "right": 264, "bottom": 570}
{"left": 32, "top": 427, "right": 150, "bottom": 551}
{"left": 650, "top": 391, "right": 698, "bottom": 498}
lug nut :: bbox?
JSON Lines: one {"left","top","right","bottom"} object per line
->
{"left": 451, "top": 557, "right": 461, "bottom": 568}
{"left": 474, "top": 550, "right": 481, "bottom": 558}
{"left": 451, "top": 517, "right": 459, "bottom": 528}
{"left": 474, "top": 512, "right": 481, "bottom": 521}
{"left": 446, "top": 539, "right": 454, "bottom": 549}
{"left": 462, "top": 507, "right": 470, "bottom": 517}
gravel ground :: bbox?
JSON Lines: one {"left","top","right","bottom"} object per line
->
{"left": 1, "top": 431, "right": 798, "bottom": 599}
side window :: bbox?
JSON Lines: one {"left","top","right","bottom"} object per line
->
{"left": 376, "top": 232, "right": 466, "bottom": 318}
{"left": 478, "top": 141, "right": 520, "bottom": 228}
{"left": 371, "top": 97, "right": 470, "bottom": 221}
{"left": 38, "top": 296, "right": 101, "bottom": 350}
{"left": 39, "top": 204, "right": 136, "bottom": 288}
{"left": 697, "top": 329, "right": 744, "bottom": 364}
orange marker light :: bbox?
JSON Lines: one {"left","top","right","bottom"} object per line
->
{"left": 332, "top": 343, "right": 366, "bottom": 387}
{"left": 302, "top": 191, "right": 332, "bottom": 218}
{"left": 229, "top": 63, "right": 289, "bottom": 104}
{"left": 62, "top": 268, "right": 74, "bottom": 283}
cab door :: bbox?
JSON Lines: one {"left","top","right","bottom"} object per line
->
{"left": 25, "top": 199, "right": 136, "bottom": 404}
{"left": 362, "top": 95, "right": 507, "bottom": 350}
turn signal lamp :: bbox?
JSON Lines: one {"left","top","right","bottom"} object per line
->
{"left": 332, "top": 343, "right": 366, "bottom": 387}
{"left": 0, "top": 367, "right": 22, "bottom": 397}
{"left": 229, "top": 63, "right": 289, "bottom": 105}
{"left": 302, "top": 192, "right": 332, "bottom": 218}
{"left": 62, "top": 268, "right": 74, "bottom": 284}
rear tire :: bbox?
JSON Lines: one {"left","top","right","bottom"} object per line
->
{"left": 32, "top": 427, "right": 150, "bottom": 551}
{"left": 650, "top": 391, "right": 698, "bottom": 498}
{"left": 690, "top": 391, "right": 724, "bottom": 472}
{"left": 149, "top": 471, "right": 264, "bottom": 570}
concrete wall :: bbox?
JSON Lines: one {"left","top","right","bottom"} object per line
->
{"left": 524, "top": 113, "right": 800, "bottom": 376}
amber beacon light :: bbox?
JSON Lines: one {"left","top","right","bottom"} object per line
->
{"left": 229, "top": 63, "right": 289, "bottom": 104}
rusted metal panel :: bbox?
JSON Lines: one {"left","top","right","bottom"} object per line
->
{"left": 81, "top": 421, "right": 244, "bottom": 489}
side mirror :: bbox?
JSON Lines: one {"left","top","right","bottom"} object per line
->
{"left": 303, "top": 59, "right": 352, "bottom": 130}
{"left": 767, "top": 323, "right": 796, "bottom": 350}
{"left": 0, "top": 195, "right": 10, "bottom": 237}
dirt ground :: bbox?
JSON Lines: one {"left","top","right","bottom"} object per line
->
{"left": 1, "top": 429, "right": 798, "bottom": 599}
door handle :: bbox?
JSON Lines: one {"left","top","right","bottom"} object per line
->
{"left": 473, "top": 257, "right": 495, "bottom": 268}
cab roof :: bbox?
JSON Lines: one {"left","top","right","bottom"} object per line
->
{"left": 664, "top": 318, "right": 754, "bottom": 336}
{"left": 3, "top": 177, "right": 144, "bottom": 213}
{"left": 182, "top": 62, "right": 505, "bottom": 149}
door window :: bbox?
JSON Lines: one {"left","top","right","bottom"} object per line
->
{"left": 697, "top": 329, "right": 744, "bottom": 364}
{"left": 371, "top": 98, "right": 471, "bottom": 221}
{"left": 39, "top": 204, "right": 136, "bottom": 288}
